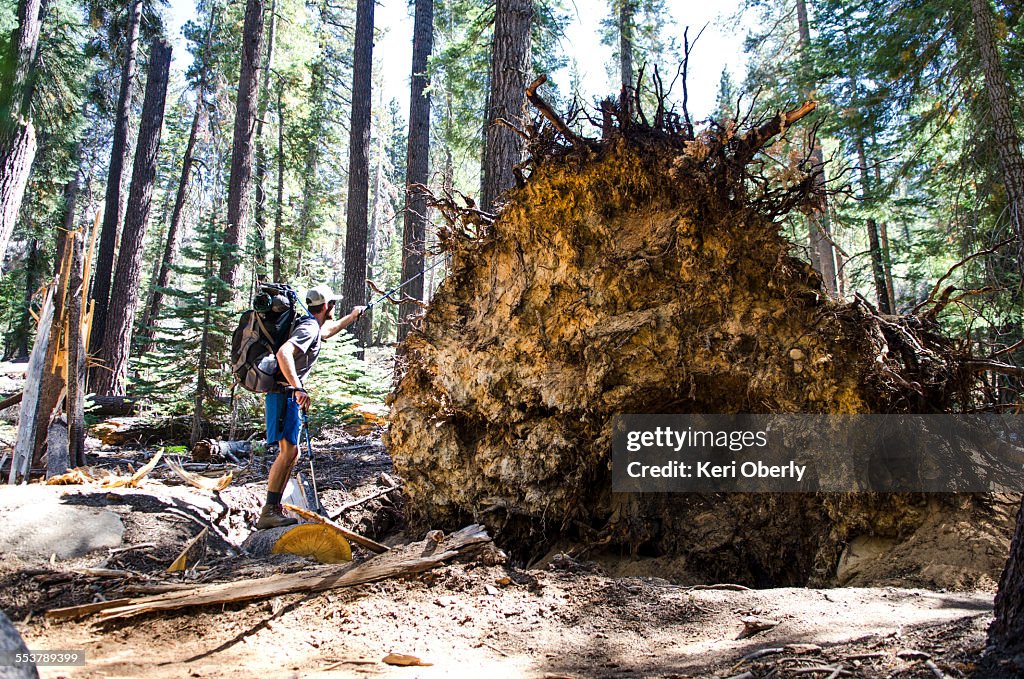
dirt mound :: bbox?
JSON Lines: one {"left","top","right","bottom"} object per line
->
{"left": 385, "top": 101, "right": 1010, "bottom": 587}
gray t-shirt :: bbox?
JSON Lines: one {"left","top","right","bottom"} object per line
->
{"left": 287, "top": 316, "right": 321, "bottom": 382}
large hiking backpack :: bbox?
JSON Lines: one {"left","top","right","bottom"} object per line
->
{"left": 231, "top": 283, "right": 306, "bottom": 393}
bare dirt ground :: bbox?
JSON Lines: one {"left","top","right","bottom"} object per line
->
{"left": 0, "top": 423, "right": 1020, "bottom": 678}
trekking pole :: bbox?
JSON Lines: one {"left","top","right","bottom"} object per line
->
{"left": 358, "top": 257, "right": 446, "bottom": 319}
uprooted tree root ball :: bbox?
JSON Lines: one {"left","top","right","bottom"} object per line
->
{"left": 386, "top": 99, "right": 1011, "bottom": 587}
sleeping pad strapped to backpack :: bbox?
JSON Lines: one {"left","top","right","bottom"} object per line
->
{"left": 231, "top": 283, "right": 306, "bottom": 393}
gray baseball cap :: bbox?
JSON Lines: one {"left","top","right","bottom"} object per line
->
{"left": 306, "top": 284, "right": 339, "bottom": 306}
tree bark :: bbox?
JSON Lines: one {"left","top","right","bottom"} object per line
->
{"left": 66, "top": 225, "right": 86, "bottom": 467}
{"left": 618, "top": 0, "right": 634, "bottom": 111}
{"left": 273, "top": 82, "right": 285, "bottom": 283}
{"left": 795, "top": 0, "right": 839, "bottom": 296}
{"left": 480, "top": 0, "right": 533, "bottom": 212}
{"left": 137, "top": 93, "right": 203, "bottom": 356}
{"left": 856, "top": 137, "right": 891, "bottom": 313}
{"left": 219, "top": 0, "right": 266, "bottom": 300}
{"left": 138, "top": 3, "right": 215, "bottom": 355}
{"left": 0, "top": 0, "right": 45, "bottom": 267}
{"left": 252, "top": 0, "right": 278, "bottom": 280}
{"left": 342, "top": 0, "right": 375, "bottom": 356}
{"left": 971, "top": 0, "right": 1024, "bottom": 255}
{"left": 398, "top": 0, "right": 434, "bottom": 344}
{"left": 90, "top": 0, "right": 143, "bottom": 359}
{"left": 94, "top": 40, "right": 172, "bottom": 397}
{"left": 991, "top": 498, "right": 1024, "bottom": 651}
{"left": 192, "top": 245, "right": 214, "bottom": 447}
{"left": 10, "top": 237, "right": 39, "bottom": 359}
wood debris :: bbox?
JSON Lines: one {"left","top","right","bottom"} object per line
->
{"left": 382, "top": 653, "right": 432, "bottom": 667}
{"left": 101, "top": 451, "right": 162, "bottom": 488}
{"left": 165, "top": 457, "right": 232, "bottom": 491}
{"left": 45, "top": 467, "right": 101, "bottom": 485}
{"left": 45, "top": 524, "right": 490, "bottom": 621}
{"left": 737, "top": 615, "right": 781, "bottom": 639}
{"left": 167, "top": 527, "right": 209, "bottom": 573}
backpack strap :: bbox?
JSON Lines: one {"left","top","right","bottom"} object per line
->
{"left": 254, "top": 313, "right": 275, "bottom": 345}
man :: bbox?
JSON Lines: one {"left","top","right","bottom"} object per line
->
{"left": 256, "top": 284, "right": 366, "bottom": 529}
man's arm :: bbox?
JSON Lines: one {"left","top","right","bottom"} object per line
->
{"left": 322, "top": 305, "right": 367, "bottom": 340}
{"left": 276, "top": 341, "right": 310, "bottom": 408}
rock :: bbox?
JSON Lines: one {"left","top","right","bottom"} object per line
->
{"left": 0, "top": 486, "right": 123, "bottom": 560}
{"left": 0, "top": 608, "right": 36, "bottom": 679}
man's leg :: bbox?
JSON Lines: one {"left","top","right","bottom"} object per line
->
{"left": 257, "top": 393, "right": 301, "bottom": 529}
{"left": 266, "top": 439, "right": 299, "bottom": 495}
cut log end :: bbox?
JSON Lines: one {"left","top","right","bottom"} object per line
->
{"left": 243, "top": 523, "right": 352, "bottom": 564}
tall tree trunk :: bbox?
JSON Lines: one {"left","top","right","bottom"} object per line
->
{"left": 618, "top": 0, "right": 634, "bottom": 113}
{"left": 94, "top": 40, "right": 172, "bottom": 397}
{"left": 856, "top": 137, "right": 891, "bottom": 313}
{"left": 0, "top": 0, "right": 41, "bottom": 222}
{"left": 66, "top": 225, "right": 85, "bottom": 467}
{"left": 11, "top": 237, "right": 39, "bottom": 359}
{"left": 219, "top": 0, "right": 266, "bottom": 300}
{"left": 971, "top": 0, "right": 1024, "bottom": 255}
{"left": 89, "top": 0, "right": 143, "bottom": 358}
{"left": 252, "top": 0, "right": 278, "bottom": 280}
{"left": 398, "top": 0, "right": 433, "bottom": 344}
{"left": 273, "top": 82, "right": 285, "bottom": 282}
{"left": 342, "top": 0, "right": 375, "bottom": 357}
{"left": 991, "top": 498, "right": 1024, "bottom": 651}
{"left": 480, "top": 0, "right": 532, "bottom": 212}
{"left": 192, "top": 246, "right": 214, "bottom": 447}
{"left": 0, "top": 0, "right": 45, "bottom": 269}
{"left": 139, "top": 4, "right": 215, "bottom": 354}
{"left": 138, "top": 95, "right": 203, "bottom": 356}
{"left": 795, "top": 0, "right": 839, "bottom": 296}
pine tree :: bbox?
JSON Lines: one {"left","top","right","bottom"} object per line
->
{"left": 94, "top": 38, "right": 172, "bottom": 396}
{"left": 219, "top": 0, "right": 265, "bottom": 299}
{"left": 480, "top": 0, "right": 532, "bottom": 212}
{"left": 0, "top": 0, "right": 44, "bottom": 267}
{"left": 342, "top": 0, "right": 374, "bottom": 355}
{"left": 398, "top": 0, "right": 433, "bottom": 343}
{"left": 89, "top": 0, "right": 144, "bottom": 358}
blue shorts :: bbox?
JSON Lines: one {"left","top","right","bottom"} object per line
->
{"left": 265, "top": 392, "right": 303, "bottom": 446}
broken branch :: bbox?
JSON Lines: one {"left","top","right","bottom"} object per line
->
{"left": 525, "top": 75, "right": 587, "bottom": 150}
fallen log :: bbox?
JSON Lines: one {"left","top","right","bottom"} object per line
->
{"left": 283, "top": 503, "right": 389, "bottom": 554}
{"left": 242, "top": 523, "right": 352, "bottom": 564}
{"left": 0, "top": 391, "right": 22, "bottom": 411}
{"left": 85, "top": 395, "right": 138, "bottom": 418}
{"left": 46, "top": 524, "right": 490, "bottom": 620}
{"left": 191, "top": 439, "right": 250, "bottom": 463}
{"left": 90, "top": 416, "right": 191, "bottom": 446}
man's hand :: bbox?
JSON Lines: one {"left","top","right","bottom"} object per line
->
{"left": 293, "top": 388, "right": 311, "bottom": 409}
{"left": 323, "top": 306, "right": 369, "bottom": 339}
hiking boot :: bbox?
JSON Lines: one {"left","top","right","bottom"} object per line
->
{"left": 256, "top": 503, "right": 297, "bottom": 530}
